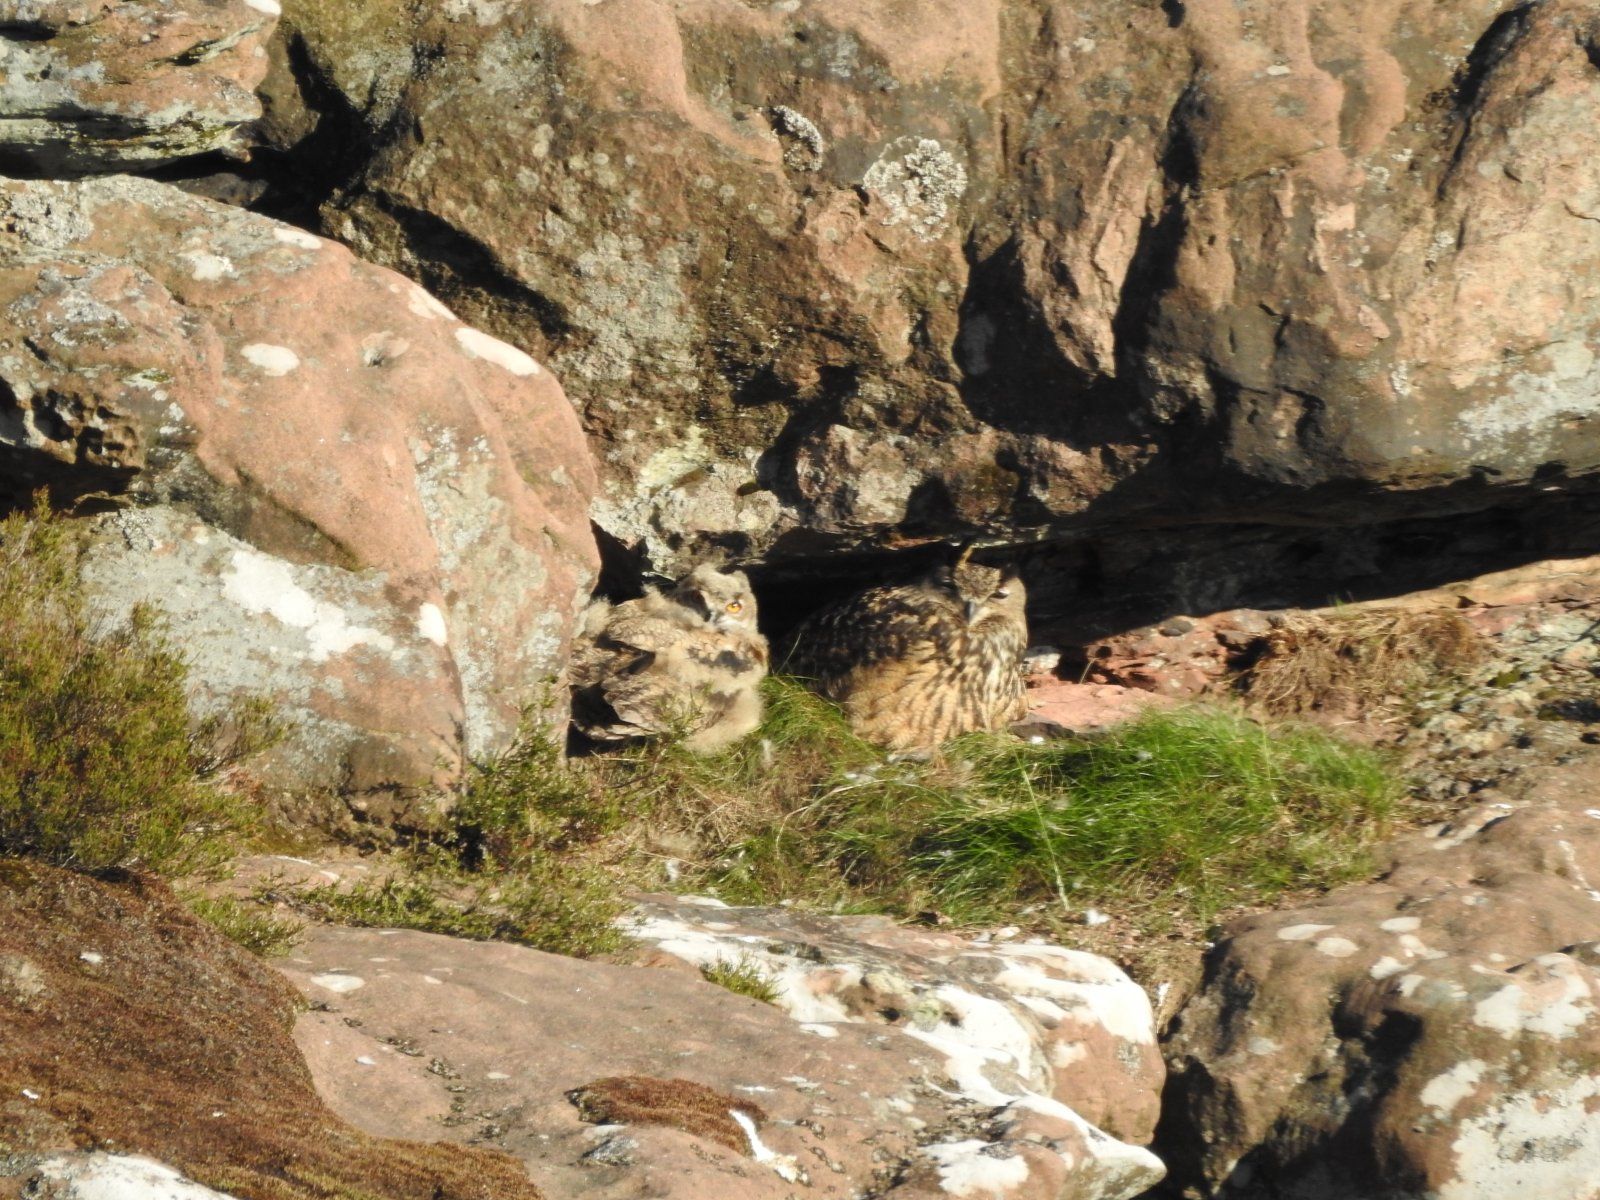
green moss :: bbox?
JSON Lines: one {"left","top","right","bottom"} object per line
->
{"left": 0, "top": 499, "right": 251, "bottom": 877}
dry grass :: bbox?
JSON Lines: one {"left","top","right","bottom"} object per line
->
{"left": 1242, "top": 608, "right": 1484, "bottom": 723}
{"left": 566, "top": 1076, "right": 765, "bottom": 1155}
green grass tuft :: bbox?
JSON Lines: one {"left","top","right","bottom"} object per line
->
{"left": 580, "top": 681, "right": 1402, "bottom": 930}
{"left": 186, "top": 895, "right": 305, "bottom": 957}
{"left": 295, "top": 857, "right": 625, "bottom": 959}
{"left": 700, "top": 957, "right": 780, "bottom": 1004}
{"left": 0, "top": 498, "right": 252, "bottom": 876}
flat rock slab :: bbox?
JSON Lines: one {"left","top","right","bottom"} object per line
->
{"left": 279, "top": 922, "right": 1166, "bottom": 1200}
{"left": 1020, "top": 681, "right": 1178, "bottom": 737}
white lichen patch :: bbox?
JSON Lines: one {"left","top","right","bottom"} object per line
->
{"left": 620, "top": 912, "right": 857, "bottom": 1025}
{"left": 273, "top": 225, "right": 323, "bottom": 250}
{"left": 30, "top": 1154, "right": 237, "bottom": 1200}
{"left": 180, "top": 251, "right": 235, "bottom": 281}
{"left": 1439, "top": 1073, "right": 1600, "bottom": 1198}
{"left": 768, "top": 105, "right": 825, "bottom": 171}
{"left": 221, "top": 548, "right": 396, "bottom": 663}
{"left": 1381, "top": 917, "right": 1422, "bottom": 933}
{"left": 917, "top": 985, "right": 1045, "bottom": 1095}
{"left": 1315, "top": 936, "right": 1360, "bottom": 958}
{"left": 1472, "top": 956, "right": 1596, "bottom": 1039}
{"left": 862, "top": 137, "right": 968, "bottom": 239}
{"left": 416, "top": 602, "right": 449, "bottom": 646}
{"left": 309, "top": 973, "right": 365, "bottom": 994}
{"left": 1419, "top": 1059, "right": 1486, "bottom": 1115}
{"left": 1455, "top": 348, "right": 1600, "bottom": 455}
{"left": 1277, "top": 923, "right": 1334, "bottom": 941}
{"left": 245, "top": 0, "right": 282, "bottom": 13}
{"left": 455, "top": 325, "right": 542, "bottom": 376}
{"left": 240, "top": 343, "right": 301, "bottom": 377}
{"left": 625, "top": 903, "right": 1164, "bottom": 1196}
{"left": 924, "top": 1141, "right": 1031, "bottom": 1197}
{"left": 985, "top": 944, "right": 1155, "bottom": 1045}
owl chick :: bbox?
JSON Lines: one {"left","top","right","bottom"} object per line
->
{"left": 569, "top": 565, "right": 768, "bottom": 754}
{"left": 787, "top": 554, "right": 1028, "bottom": 752}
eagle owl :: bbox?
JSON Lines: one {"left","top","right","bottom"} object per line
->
{"left": 787, "top": 554, "right": 1029, "bottom": 751}
{"left": 569, "top": 565, "right": 768, "bottom": 754}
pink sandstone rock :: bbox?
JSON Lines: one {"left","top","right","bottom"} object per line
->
{"left": 0, "top": 175, "right": 599, "bottom": 806}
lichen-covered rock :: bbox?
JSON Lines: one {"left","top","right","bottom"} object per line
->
{"left": 0, "top": 0, "right": 279, "bottom": 175}
{"left": 261, "top": 0, "right": 1600, "bottom": 578}
{"left": 627, "top": 895, "right": 1167, "bottom": 1145}
{"left": 277, "top": 911, "right": 1166, "bottom": 1200}
{"left": 0, "top": 175, "right": 598, "bottom": 804}
{"left": 1159, "top": 752, "right": 1600, "bottom": 1199}
{"left": 0, "top": 861, "right": 547, "bottom": 1200}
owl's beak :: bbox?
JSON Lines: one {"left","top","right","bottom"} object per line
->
{"left": 965, "top": 598, "right": 981, "bottom": 624}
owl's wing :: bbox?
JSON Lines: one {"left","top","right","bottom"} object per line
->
{"left": 786, "top": 586, "right": 961, "bottom": 686}
{"left": 675, "top": 627, "right": 770, "bottom": 691}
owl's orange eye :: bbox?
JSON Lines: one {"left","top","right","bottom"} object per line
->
{"left": 725, "top": 600, "right": 743, "bottom": 614}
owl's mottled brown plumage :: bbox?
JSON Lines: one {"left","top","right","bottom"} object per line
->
{"left": 787, "top": 559, "right": 1029, "bottom": 751}
{"left": 570, "top": 566, "right": 768, "bottom": 754}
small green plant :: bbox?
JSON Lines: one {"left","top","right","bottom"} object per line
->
{"left": 293, "top": 718, "right": 627, "bottom": 958}
{"left": 0, "top": 498, "right": 250, "bottom": 876}
{"left": 296, "top": 857, "right": 624, "bottom": 959}
{"left": 700, "top": 957, "right": 780, "bottom": 1004}
{"left": 186, "top": 895, "right": 304, "bottom": 957}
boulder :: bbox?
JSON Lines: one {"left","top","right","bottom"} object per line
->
{"left": 275, "top": 903, "right": 1168, "bottom": 1200}
{"left": 0, "top": 0, "right": 279, "bottom": 176}
{"left": 0, "top": 175, "right": 598, "bottom": 805}
{"left": 259, "top": 0, "right": 1600, "bottom": 577}
{"left": 0, "top": 861, "right": 547, "bottom": 1200}
{"left": 1159, "top": 752, "right": 1600, "bottom": 1198}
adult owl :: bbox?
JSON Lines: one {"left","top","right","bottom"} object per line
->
{"left": 787, "top": 551, "right": 1029, "bottom": 751}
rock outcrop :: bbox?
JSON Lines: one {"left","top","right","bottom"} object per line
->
{"left": 0, "top": 175, "right": 598, "bottom": 805}
{"left": 276, "top": 899, "right": 1167, "bottom": 1200}
{"left": 257, "top": 0, "right": 1600, "bottom": 579}
{"left": 0, "top": 0, "right": 280, "bottom": 175}
{"left": 0, "top": 861, "right": 547, "bottom": 1200}
{"left": 1158, "top": 752, "right": 1600, "bottom": 1199}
